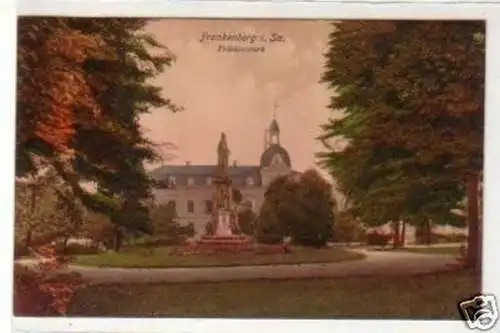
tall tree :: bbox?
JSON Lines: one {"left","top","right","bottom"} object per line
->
{"left": 318, "top": 21, "right": 484, "bottom": 264}
{"left": 17, "top": 18, "right": 102, "bottom": 173}
{"left": 256, "top": 170, "right": 336, "bottom": 247}
{"left": 16, "top": 18, "right": 181, "bottom": 245}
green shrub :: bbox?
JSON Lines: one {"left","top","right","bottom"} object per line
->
{"left": 147, "top": 203, "right": 192, "bottom": 245}
{"left": 204, "top": 221, "right": 214, "bottom": 235}
{"left": 366, "top": 232, "right": 391, "bottom": 246}
{"left": 331, "top": 212, "right": 366, "bottom": 243}
{"left": 416, "top": 228, "right": 467, "bottom": 244}
{"left": 256, "top": 170, "right": 336, "bottom": 248}
{"left": 238, "top": 209, "right": 257, "bottom": 236}
{"left": 415, "top": 227, "right": 437, "bottom": 244}
{"left": 291, "top": 220, "right": 333, "bottom": 248}
{"left": 436, "top": 232, "right": 467, "bottom": 243}
{"left": 256, "top": 233, "right": 283, "bottom": 245}
{"left": 255, "top": 205, "right": 285, "bottom": 245}
{"left": 184, "top": 222, "right": 195, "bottom": 238}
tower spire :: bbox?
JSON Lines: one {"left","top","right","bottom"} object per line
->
{"left": 273, "top": 98, "right": 278, "bottom": 120}
{"left": 269, "top": 98, "right": 280, "bottom": 145}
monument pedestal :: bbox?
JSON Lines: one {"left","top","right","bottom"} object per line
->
{"left": 214, "top": 210, "right": 233, "bottom": 236}
{"left": 174, "top": 132, "right": 254, "bottom": 254}
{"left": 195, "top": 210, "right": 253, "bottom": 253}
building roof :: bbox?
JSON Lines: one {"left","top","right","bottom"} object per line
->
{"left": 149, "top": 165, "right": 260, "bottom": 177}
{"left": 149, "top": 164, "right": 262, "bottom": 187}
{"left": 260, "top": 144, "right": 292, "bottom": 168}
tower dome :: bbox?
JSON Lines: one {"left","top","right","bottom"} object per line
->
{"left": 260, "top": 144, "right": 292, "bottom": 168}
{"left": 261, "top": 104, "right": 290, "bottom": 168}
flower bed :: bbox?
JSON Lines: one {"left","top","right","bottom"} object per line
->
{"left": 14, "top": 246, "right": 86, "bottom": 316}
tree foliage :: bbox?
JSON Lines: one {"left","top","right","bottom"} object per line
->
{"left": 143, "top": 203, "right": 193, "bottom": 246}
{"left": 318, "top": 21, "right": 483, "bottom": 223}
{"left": 17, "top": 18, "right": 101, "bottom": 164}
{"left": 149, "top": 202, "right": 177, "bottom": 235}
{"left": 232, "top": 188, "right": 243, "bottom": 205}
{"left": 256, "top": 170, "right": 336, "bottom": 247}
{"left": 80, "top": 211, "right": 116, "bottom": 249}
{"left": 238, "top": 203, "right": 257, "bottom": 236}
{"left": 318, "top": 21, "right": 484, "bottom": 265}
{"left": 15, "top": 168, "right": 85, "bottom": 251}
{"left": 16, "top": 17, "right": 181, "bottom": 236}
{"left": 331, "top": 211, "right": 366, "bottom": 243}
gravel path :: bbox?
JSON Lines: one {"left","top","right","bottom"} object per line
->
{"left": 16, "top": 249, "right": 459, "bottom": 285}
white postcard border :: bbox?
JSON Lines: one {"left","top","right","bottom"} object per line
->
{"left": 3, "top": 1, "right": 500, "bottom": 333}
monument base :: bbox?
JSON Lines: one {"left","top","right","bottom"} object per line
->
{"left": 194, "top": 234, "right": 254, "bottom": 253}
{"left": 170, "top": 236, "right": 292, "bottom": 256}
{"left": 183, "top": 209, "right": 254, "bottom": 253}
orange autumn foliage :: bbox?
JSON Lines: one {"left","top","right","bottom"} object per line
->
{"left": 14, "top": 245, "right": 86, "bottom": 316}
{"left": 17, "top": 19, "right": 102, "bottom": 155}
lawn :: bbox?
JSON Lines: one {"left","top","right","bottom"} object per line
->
{"left": 71, "top": 246, "right": 365, "bottom": 268}
{"left": 397, "top": 246, "right": 461, "bottom": 255}
{"left": 68, "top": 270, "right": 479, "bottom": 319}
{"left": 372, "top": 246, "right": 461, "bottom": 255}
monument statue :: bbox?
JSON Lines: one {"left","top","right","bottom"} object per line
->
{"left": 211, "top": 132, "right": 236, "bottom": 236}
{"left": 194, "top": 131, "right": 251, "bottom": 252}
{"left": 217, "top": 132, "right": 230, "bottom": 177}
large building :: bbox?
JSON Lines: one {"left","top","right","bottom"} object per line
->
{"left": 149, "top": 117, "right": 295, "bottom": 235}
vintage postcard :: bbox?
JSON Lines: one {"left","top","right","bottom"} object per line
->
{"left": 6, "top": 2, "right": 500, "bottom": 333}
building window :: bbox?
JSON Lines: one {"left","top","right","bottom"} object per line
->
{"left": 271, "top": 154, "right": 283, "bottom": 166}
{"left": 167, "top": 200, "right": 176, "bottom": 211}
{"left": 157, "top": 178, "right": 172, "bottom": 189}
{"left": 204, "top": 200, "right": 213, "bottom": 214}
{"left": 206, "top": 177, "right": 212, "bottom": 185}
{"left": 187, "top": 177, "right": 195, "bottom": 186}
{"left": 187, "top": 200, "right": 194, "bottom": 213}
{"left": 246, "top": 176, "right": 254, "bottom": 186}
{"left": 166, "top": 175, "right": 176, "bottom": 188}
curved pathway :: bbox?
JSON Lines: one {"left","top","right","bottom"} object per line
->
{"left": 17, "top": 249, "right": 459, "bottom": 285}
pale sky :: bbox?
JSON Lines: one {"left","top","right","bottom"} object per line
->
{"left": 140, "top": 19, "right": 341, "bottom": 178}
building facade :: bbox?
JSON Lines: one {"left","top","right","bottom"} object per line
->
{"left": 149, "top": 118, "right": 295, "bottom": 236}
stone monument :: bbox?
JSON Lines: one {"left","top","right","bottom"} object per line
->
{"left": 196, "top": 132, "right": 252, "bottom": 252}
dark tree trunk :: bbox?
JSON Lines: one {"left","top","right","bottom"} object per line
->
{"left": 62, "top": 236, "right": 69, "bottom": 255}
{"left": 478, "top": 176, "right": 483, "bottom": 281}
{"left": 113, "top": 230, "right": 122, "bottom": 252}
{"left": 26, "top": 182, "right": 37, "bottom": 250}
{"left": 25, "top": 229, "right": 32, "bottom": 249}
{"left": 466, "top": 173, "right": 481, "bottom": 273}
{"left": 392, "top": 221, "right": 400, "bottom": 249}
{"left": 401, "top": 221, "right": 406, "bottom": 246}
{"left": 425, "top": 219, "right": 432, "bottom": 245}
{"left": 29, "top": 183, "right": 36, "bottom": 213}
